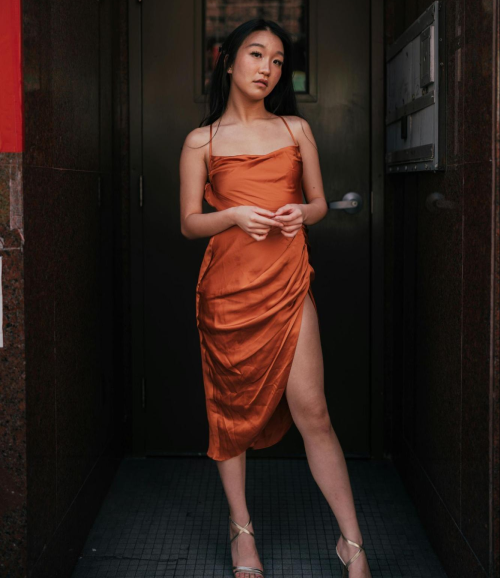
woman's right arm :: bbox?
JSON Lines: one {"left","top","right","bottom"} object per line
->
{"left": 179, "top": 128, "right": 283, "bottom": 241}
{"left": 180, "top": 128, "right": 237, "bottom": 239}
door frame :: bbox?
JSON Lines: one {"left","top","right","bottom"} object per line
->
{"left": 128, "top": 0, "right": 386, "bottom": 459}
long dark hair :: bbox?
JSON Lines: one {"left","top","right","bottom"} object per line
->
{"left": 199, "top": 18, "right": 307, "bottom": 128}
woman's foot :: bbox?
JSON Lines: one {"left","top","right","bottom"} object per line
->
{"left": 229, "top": 517, "right": 264, "bottom": 578}
{"left": 336, "top": 533, "right": 372, "bottom": 578}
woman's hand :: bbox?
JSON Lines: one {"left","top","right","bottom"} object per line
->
{"left": 233, "top": 206, "right": 285, "bottom": 241}
{"left": 272, "top": 204, "right": 305, "bottom": 237}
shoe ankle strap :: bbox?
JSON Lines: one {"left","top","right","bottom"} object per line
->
{"left": 340, "top": 532, "right": 365, "bottom": 567}
{"left": 229, "top": 515, "right": 254, "bottom": 542}
{"left": 341, "top": 531, "right": 364, "bottom": 549}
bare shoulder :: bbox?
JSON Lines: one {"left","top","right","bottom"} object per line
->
{"left": 182, "top": 124, "right": 211, "bottom": 153}
{"left": 281, "top": 115, "right": 317, "bottom": 149}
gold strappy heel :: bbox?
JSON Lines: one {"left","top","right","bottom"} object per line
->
{"left": 336, "top": 531, "right": 366, "bottom": 577}
{"left": 229, "top": 515, "right": 265, "bottom": 578}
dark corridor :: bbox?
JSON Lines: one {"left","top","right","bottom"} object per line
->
{"left": 0, "top": 0, "right": 498, "bottom": 578}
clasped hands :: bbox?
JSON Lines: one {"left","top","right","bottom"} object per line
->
{"left": 234, "top": 204, "right": 305, "bottom": 242}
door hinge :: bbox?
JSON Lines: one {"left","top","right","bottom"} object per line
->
{"left": 370, "top": 191, "right": 373, "bottom": 214}
{"left": 141, "top": 377, "right": 146, "bottom": 409}
{"left": 139, "top": 175, "right": 143, "bottom": 207}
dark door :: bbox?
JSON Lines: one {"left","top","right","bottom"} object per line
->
{"left": 133, "top": 0, "right": 372, "bottom": 457}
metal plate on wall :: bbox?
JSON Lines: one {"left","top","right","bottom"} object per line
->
{"left": 385, "top": 1, "right": 446, "bottom": 173}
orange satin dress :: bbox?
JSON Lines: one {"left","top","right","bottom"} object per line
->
{"left": 196, "top": 115, "right": 318, "bottom": 461}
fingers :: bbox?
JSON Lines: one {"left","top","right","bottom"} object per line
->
{"left": 279, "top": 220, "right": 302, "bottom": 230}
{"left": 252, "top": 225, "right": 300, "bottom": 240}
{"left": 252, "top": 232, "right": 268, "bottom": 241}
{"left": 244, "top": 206, "right": 303, "bottom": 241}
{"left": 280, "top": 224, "right": 301, "bottom": 237}
{"left": 277, "top": 220, "right": 301, "bottom": 231}
{"left": 252, "top": 207, "right": 277, "bottom": 218}
{"left": 273, "top": 204, "right": 293, "bottom": 216}
{"left": 252, "top": 215, "right": 284, "bottom": 228}
{"left": 251, "top": 207, "right": 284, "bottom": 228}
{"left": 251, "top": 222, "right": 300, "bottom": 239}
{"left": 280, "top": 229, "right": 299, "bottom": 238}
{"left": 273, "top": 210, "right": 300, "bottom": 223}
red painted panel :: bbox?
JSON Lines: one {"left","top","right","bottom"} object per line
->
{"left": 0, "top": 0, "right": 23, "bottom": 152}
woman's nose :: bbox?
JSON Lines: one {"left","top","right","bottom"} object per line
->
{"left": 259, "top": 61, "right": 271, "bottom": 73}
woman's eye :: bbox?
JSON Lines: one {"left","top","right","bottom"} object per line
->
{"left": 250, "top": 51, "right": 283, "bottom": 67}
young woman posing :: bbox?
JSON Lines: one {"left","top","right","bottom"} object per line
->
{"left": 180, "top": 18, "right": 372, "bottom": 578}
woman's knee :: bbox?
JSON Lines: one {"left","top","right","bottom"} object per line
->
{"left": 292, "top": 400, "right": 332, "bottom": 436}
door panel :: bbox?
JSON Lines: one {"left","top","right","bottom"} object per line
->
{"left": 140, "top": 0, "right": 372, "bottom": 457}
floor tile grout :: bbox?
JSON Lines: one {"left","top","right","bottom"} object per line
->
{"left": 71, "top": 457, "right": 447, "bottom": 578}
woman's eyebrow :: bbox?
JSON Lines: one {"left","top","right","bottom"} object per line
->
{"left": 245, "top": 42, "right": 285, "bottom": 58}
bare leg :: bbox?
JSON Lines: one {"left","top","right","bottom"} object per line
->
{"left": 215, "top": 452, "right": 264, "bottom": 578}
{"left": 285, "top": 292, "right": 372, "bottom": 578}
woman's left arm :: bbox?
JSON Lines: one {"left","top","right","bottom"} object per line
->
{"left": 273, "top": 117, "right": 328, "bottom": 233}
{"left": 296, "top": 117, "right": 328, "bottom": 225}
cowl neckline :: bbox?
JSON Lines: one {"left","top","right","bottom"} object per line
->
{"left": 209, "top": 144, "right": 302, "bottom": 178}
{"left": 210, "top": 143, "right": 300, "bottom": 159}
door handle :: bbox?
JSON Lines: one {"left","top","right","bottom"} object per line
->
{"left": 328, "top": 192, "right": 363, "bottom": 214}
{"left": 425, "top": 192, "right": 458, "bottom": 213}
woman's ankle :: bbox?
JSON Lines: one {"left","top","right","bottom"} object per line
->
{"left": 229, "top": 509, "right": 251, "bottom": 523}
{"left": 338, "top": 528, "right": 364, "bottom": 545}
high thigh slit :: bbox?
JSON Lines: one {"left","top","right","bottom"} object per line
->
{"left": 196, "top": 116, "right": 318, "bottom": 461}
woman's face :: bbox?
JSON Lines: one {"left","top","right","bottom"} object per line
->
{"left": 227, "top": 30, "right": 285, "bottom": 99}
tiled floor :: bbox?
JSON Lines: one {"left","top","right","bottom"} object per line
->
{"left": 71, "top": 457, "right": 447, "bottom": 577}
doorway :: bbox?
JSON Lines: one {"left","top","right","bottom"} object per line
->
{"left": 129, "top": 0, "right": 385, "bottom": 459}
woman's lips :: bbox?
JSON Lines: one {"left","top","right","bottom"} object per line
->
{"left": 254, "top": 81, "right": 267, "bottom": 87}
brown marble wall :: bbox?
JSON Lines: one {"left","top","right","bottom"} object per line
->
{"left": 384, "top": 0, "right": 499, "bottom": 576}
{"left": 0, "top": 1, "right": 131, "bottom": 577}
{"left": 0, "top": 151, "right": 27, "bottom": 575}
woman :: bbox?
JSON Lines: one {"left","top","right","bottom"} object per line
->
{"left": 179, "top": 18, "right": 372, "bottom": 578}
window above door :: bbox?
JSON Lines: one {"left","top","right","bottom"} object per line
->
{"left": 193, "top": 0, "right": 318, "bottom": 102}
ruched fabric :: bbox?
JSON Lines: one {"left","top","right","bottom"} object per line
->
{"left": 196, "top": 116, "right": 317, "bottom": 461}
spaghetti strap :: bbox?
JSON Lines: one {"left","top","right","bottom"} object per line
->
{"left": 278, "top": 115, "right": 298, "bottom": 146}
{"left": 209, "top": 123, "right": 213, "bottom": 158}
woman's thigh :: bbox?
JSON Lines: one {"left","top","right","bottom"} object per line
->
{"left": 285, "top": 292, "right": 330, "bottom": 430}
